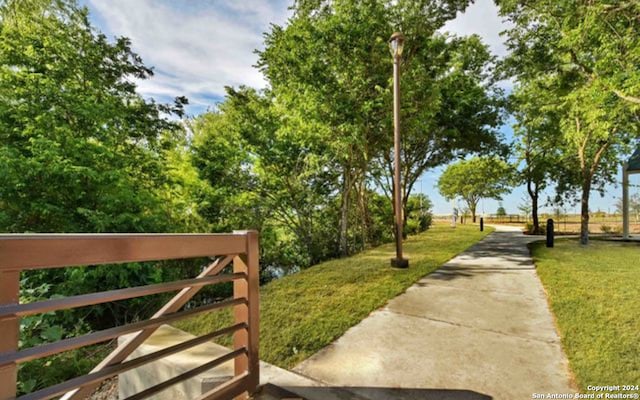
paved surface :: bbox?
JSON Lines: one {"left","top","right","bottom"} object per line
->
{"left": 292, "top": 226, "right": 576, "bottom": 400}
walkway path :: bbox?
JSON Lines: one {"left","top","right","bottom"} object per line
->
{"left": 291, "top": 226, "right": 576, "bottom": 400}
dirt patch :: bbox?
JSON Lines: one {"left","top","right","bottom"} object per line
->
{"left": 88, "top": 377, "right": 118, "bottom": 400}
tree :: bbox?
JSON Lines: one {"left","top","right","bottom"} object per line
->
{"left": 437, "top": 157, "right": 513, "bottom": 222}
{"left": 376, "top": 33, "right": 505, "bottom": 236}
{"left": 496, "top": 204, "right": 507, "bottom": 217}
{"left": 510, "top": 82, "right": 562, "bottom": 234}
{"left": 498, "top": 0, "right": 640, "bottom": 245}
{"left": 0, "top": 0, "right": 215, "bottom": 392}
{"left": 497, "top": 0, "right": 640, "bottom": 106}
{"left": 191, "top": 86, "right": 343, "bottom": 267}
{"left": 0, "top": 0, "right": 190, "bottom": 233}
{"left": 258, "top": 0, "right": 505, "bottom": 251}
{"left": 517, "top": 197, "right": 532, "bottom": 221}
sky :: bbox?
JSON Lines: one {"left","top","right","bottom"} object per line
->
{"left": 81, "top": 0, "right": 635, "bottom": 216}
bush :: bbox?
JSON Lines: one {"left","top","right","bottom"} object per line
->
{"left": 600, "top": 224, "right": 621, "bottom": 234}
{"left": 525, "top": 222, "right": 546, "bottom": 235}
{"left": 404, "top": 194, "right": 433, "bottom": 235}
{"left": 406, "top": 212, "right": 433, "bottom": 235}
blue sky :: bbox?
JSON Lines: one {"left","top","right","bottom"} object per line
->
{"left": 81, "top": 0, "right": 635, "bottom": 215}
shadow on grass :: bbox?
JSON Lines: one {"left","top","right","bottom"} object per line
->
{"left": 259, "top": 383, "right": 492, "bottom": 400}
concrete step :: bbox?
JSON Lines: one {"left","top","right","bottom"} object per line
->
{"left": 117, "top": 325, "right": 366, "bottom": 400}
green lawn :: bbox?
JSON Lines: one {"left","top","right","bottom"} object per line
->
{"left": 176, "top": 223, "right": 492, "bottom": 368}
{"left": 531, "top": 239, "right": 640, "bottom": 389}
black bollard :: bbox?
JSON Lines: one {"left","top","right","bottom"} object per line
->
{"left": 546, "top": 218, "right": 554, "bottom": 248}
{"left": 480, "top": 217, "right": 484, "bottom": 232}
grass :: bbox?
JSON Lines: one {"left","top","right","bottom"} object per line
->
{"left": 175, "top": 223, "right": 492, "bottom": 368}
{"left": 531, "top": 239, "right": 640, "bottom": 390}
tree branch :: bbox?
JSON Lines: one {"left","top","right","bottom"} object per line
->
{"left": 613, "top": 89, "right": 640, "bottom": 105}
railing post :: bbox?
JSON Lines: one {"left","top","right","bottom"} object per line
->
{"left": 233, "top": 230, "right": 260, "bottom": 397}
{"left": 0, "top": 271, "right": 19, "bottom": 400}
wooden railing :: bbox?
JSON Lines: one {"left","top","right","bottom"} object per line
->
{"left": 0, "top": 231, "right": 260, "bottom": 400}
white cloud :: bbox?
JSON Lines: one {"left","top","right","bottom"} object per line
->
{"left": 86, "top": 0, "right": 291, "bottom": 109}
{"left": 440, "top": 0, "right": 511, "bottom": 57}
{"left": 86, "top": 0, "right": 512, "bottom": 116}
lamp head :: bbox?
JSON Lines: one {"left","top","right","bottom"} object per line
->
{"left": 389, "top": 32, "right": 405, "bottom": 58}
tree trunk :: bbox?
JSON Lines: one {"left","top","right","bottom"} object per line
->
{"left": 527, "top": 179, "right": 540, "bottom": 234}
{"left": 359, "top": 181, "right": 368, "bottom": 250}
{"left": 580, "top": 179, "right": 591, "bottom": 245}
{"left": 467, "top": 199, "right": 478, "bottom": 224}
{"left": 531, "top": 194, "right": 540, "bottom": 234}
{"left": 339, "top": 170, "right": 351, "bottom": 256}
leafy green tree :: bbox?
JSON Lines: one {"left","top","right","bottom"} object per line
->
{"left": 498, "top": 0, "right": 640, "bottom": 244}
{"left": 258, "top": 0, "right": 504, "bottom": 251}
{"left": 191, "top": 86, "right": 341, "bottom": 267}
{"left": 498, "top": 0, "right": 640, "bottom": 107}
{"left": 510, "top": 82, "right": 562, "bottom": 234}
{"left": 375, "top": 32, "right": 505, "bottom": 235}
{"left": 259, "top": 1, "right": 390, "bottom": 256}
{"left": 437, "top": 157, "right": 514, "bottom": 222}
{"left": 0, "top": 1, "right": 212, "bottom": 391}
{"left": 496, "top": 204, "right": 507, "bottom": 217}
{"left": 0, "top": 0, "right": 189, "bottom": 233}
{"left": 517, "top": 198, "right": 532, "bottom": 221}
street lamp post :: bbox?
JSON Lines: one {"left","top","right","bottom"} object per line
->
{"left": 389, "top": 32, "right": 408, "bottom": 269}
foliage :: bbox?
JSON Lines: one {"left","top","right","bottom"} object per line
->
{"left": 17, "top": 278, "right": 111, "bottom": 394}
{"left": 0, "top": 0, "right": 213, "bottom": 391}
{"left": 257, "top": 0, "right": 504, "bottom": 251}
{"left": 496, "top": 204, "right": 507, "bottom": 217}
{"left": 498, "top": 0, "right": 640, "bottom": 244}
{"left": 176, "top": 224, "right": 492, "bottom": 368}
{"left": 437, "top": 157, "right": 514, "bottom": 221}
{"left": 599, "top": 224, "right": 621, "bottom": 235}
{"left": 189, "top": 0, "right": 502, "bottom": 266}
{"left": 532, "top": 239, "right": 640, "bottom": 389}
{"left": 2, "top": 0, "right": 504, "bottom": 392}
{"left": 524, "top": 221, "right": 546, "bottom": 235}
{"left": 404, "top": 193, "right": 433, "bottom": 235}
{"left": 517, "top": 196, "right": 532, "bottom": 220}
{"left": 0, "top": 0, "right": 193, "bottom": 233}
{"left": 509, "top": 82, "right": 563, "bottom": 234}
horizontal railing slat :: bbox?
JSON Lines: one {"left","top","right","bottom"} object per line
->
{"left": 124, "top": 349, "right": 246, "bottom": 400}
{"left": 0, "top": 272, "right": 244, "bottom": 319}
{"left": 59, "top": 255, "right": 236, "bottom": 400}
{"left": 196, "top": 371, "right": 250, "bottom": 400}
{"left": 18, "top": 324, "right": 247, "bottom": 400}
{"left": 0, "top": 231, "right": 259, "bottom": 400}
{"left": 0, "top": 298, "right": 245, "bottom": 365}
{"left": 0, "top": 234, "right": 247, "bottom": 271}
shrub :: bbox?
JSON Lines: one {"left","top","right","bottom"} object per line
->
{"left": 600, "top": 224, "right": 621, "bottom": 234}
{"left": 525, "top": 222, "right": 546, "bottom": 235}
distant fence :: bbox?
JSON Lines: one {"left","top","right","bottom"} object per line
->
{"left": 433, "top": 214, "right": 640, "bottom": 234}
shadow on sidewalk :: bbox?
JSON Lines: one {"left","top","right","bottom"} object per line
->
{"left": 258, "top": 383, "right": 492, "bottom": 400}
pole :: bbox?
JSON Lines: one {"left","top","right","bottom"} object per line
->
{"left": 391, "top": 53, "right": 408, "bottom": 268}
{"left": 623, "top": 163, "right": 630, "bottom": 240}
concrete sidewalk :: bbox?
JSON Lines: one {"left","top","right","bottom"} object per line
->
{"left": 293, "top": 226, "right": 576, "bottom": 400}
